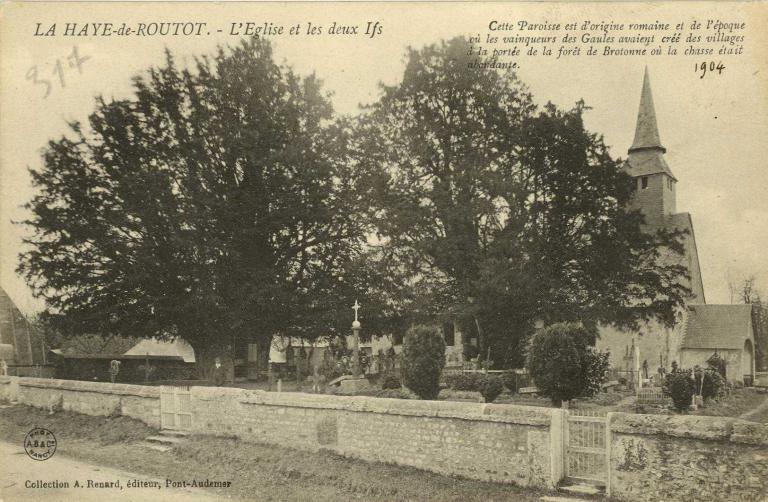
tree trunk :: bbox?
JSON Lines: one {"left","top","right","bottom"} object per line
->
{"left": 192, "top": 343, "right": 234, "bottom": 383}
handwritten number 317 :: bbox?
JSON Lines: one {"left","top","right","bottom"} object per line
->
{"left": 26, "top": 46, "right": 90, "bottom": 99}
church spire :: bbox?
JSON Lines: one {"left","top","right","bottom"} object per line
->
{"left": 629, "top": 67, "right": 666, "bottom": 154}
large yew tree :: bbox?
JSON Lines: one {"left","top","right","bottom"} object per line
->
{"left": 359, "top": 38, "right": 690, "bottom": 367}
{"left": 18, "top": 38, "right": 382, "bottom": 372}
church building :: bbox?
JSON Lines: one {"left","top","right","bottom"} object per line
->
{"left": 595, "top": 69, "right": 756, "bottom": 384}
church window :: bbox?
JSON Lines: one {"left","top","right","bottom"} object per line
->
{"left": 641, "top": 176, "right": 648, "bottom": 189}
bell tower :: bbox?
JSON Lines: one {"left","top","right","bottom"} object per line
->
{"left": 627, "top": 67, "right": 677, "bottom": 228}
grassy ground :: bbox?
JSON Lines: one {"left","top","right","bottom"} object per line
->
{"left": 0, "top": 404, "right": 558, "bottom": 502}
{"left": 694, "top": 388, "right": 768, "bottom": 421}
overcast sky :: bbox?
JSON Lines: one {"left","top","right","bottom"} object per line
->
{"left": 2, "top": 1, "right": 766, "bottom": 314}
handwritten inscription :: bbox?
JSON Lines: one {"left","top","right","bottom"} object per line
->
{"left": 26, "top": 46, "right": 89, "bottom": 99}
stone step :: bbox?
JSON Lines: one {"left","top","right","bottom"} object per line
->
{"left": 139, "top": 442, "right": 172, "bottom": 453}
{"left": 159, "top": 429, "right": 191, "bottom": 437}
{"left": 541, "top": 497, "right": 596, "bottom": 502}
{"left": 558, "top": 482, "right": 605, "bottom": 497}
{"left": 146, "top": 435, "right": 185, "bottom": 445}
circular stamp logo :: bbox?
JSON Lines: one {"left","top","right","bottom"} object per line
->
{"left": 24, "top": 428, "right": 57, "bottom": 461}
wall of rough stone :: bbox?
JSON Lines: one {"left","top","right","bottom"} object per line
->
{"left": 0, "top": 376, "right": 19, "bottom": 401}
{"left": 190, "top": 386, "right": 559, "bottom": 487}
{"left": 5, "top": 376, "right": 768, "bottom": 500}
{"left": 10, "top": 376, "right": 160, "bottom": 427}
{"left": 608, "top": 412, "right": 768, "bottom": 501}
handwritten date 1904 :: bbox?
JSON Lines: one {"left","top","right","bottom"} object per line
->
{"left": 696, "top": 61, "right": 726, "bottom": 79}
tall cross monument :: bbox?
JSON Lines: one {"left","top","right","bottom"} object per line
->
{"left": 351, "top": 300, "right": 362, "bottom": 378}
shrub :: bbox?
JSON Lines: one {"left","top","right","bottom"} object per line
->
{"left": 438, "top": 389, "right": 481, "bottom": 401}
{"left": 401, "top": 325, "right": 446, "bottom": 400}
{"left": 380, "top": 373, "right": 401, "bottom": 390}
{"left": 579, "top": 350, "right": 610, "bottom": 397}
{"left": 663, "top": 369, "right": 695, "bottom": 412}
{"left": 478, "top": 375, "right": 504, "bottom": 403}
{"left": 501, "top": 371, "right": 518, "bottom": 393}
{"left": 706, "top": 352, "right": 727, "bottom": 378}
{"left": 701, "top": 368, "right": 727, "bottom": 401}
{"left": 526, "top": 322, "right": 607, "bottom": 406}
{"left": 377, "top": 388, "right": 417, "bottom": 399}
{"left": 444, "top": 372, "right": 482, "bottom": 391}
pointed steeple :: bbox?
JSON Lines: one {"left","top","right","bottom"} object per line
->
{"left": 629, "top": 67, "right": 666, "bottom": 154}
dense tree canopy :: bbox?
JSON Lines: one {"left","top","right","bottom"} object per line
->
{"left": 359, "top": 37, "right": 690, "bottom": 367}
{"left": 20, "top": 36, "right": 692, "bottom": 372}
{"left": 18, "top": 38, "right": 395, "bottom": 369}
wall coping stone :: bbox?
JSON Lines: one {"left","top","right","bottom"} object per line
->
{"left": 17, "top": 377, "right": 161, "bottom": 398}
{"left": 210, "top": 387, "right": 553, "bottom": 426}
{"left": 730, "top": 420, "right": 768, "bottom": 446}
{"left": 611, "top": 412, "right": 768, "bottom": 446}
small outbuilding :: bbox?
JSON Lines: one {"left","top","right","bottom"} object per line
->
{"left": 678, "top": 304, "right": 756, "bottom": 384}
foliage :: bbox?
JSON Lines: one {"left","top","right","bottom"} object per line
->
{"left": 47, "top": 333, "right": 138, "bottom": 356}
{"left": 663, "top": 369, "right": 695, "bottom": 412}
{"left": 380, "top": 373, "right": 401, "bottom": 390}
{"left": 526, "top": 323, "right": 608, "bottom": 406}
{"left": 359, "top": 36, "right": 691, "bottom": 368}
{"left": 478, "top": 375, "right": 504, "bottom": 403}
{"left": 376, "top": 388, "right": 417, "bottom": 400}
{"left": 401, "top": 325, "right": 446, "bottom": 399}
{"left": 18, "top": 38, "right": 399, "bottom": 373}
{"left": 501, "top": 371, "right": 518, "bottom": 393}
{"left": 701, "top": 368, "right": 727, "bottom": 401}
{"left": 319, "top": 337, "right": 372, "bottom": 381}
{"left": 579, "top": 350, "right": 610, "bottom": 398}
{"left": 706, "top": 352, "right": 727, "bottom": 378}
{"left": 443, "top": 372, "right": 483, "bottom": 391}
{"left": 437, "top": 389, "right": 482, "bottom": 401}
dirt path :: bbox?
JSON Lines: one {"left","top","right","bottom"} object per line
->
{"left": 0, "top": 441, "right": 218, "bottom": 502}
{"left": 739, "top": 393, "right": 768, "bottom": 421}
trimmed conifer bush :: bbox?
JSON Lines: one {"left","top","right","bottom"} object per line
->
{"left": 478, "top": 375, "right": 504, "bottom": 403}
{"left": 663, "top": 369, "right": 695, "bottom": 412}
{"left": 380, "top": 373, "right": 402, "bottom": 390}
{"left": 401, "top": 325, "right": 446, "bottom": 400}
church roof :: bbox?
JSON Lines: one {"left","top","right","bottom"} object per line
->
{"left": 626, "top": 68, "right": 676, "bottom": 180}
{"left": 680, "top": 304, "right": 753, "bottom": 350}
{"left": 667, "top": 212, "right": 706, "bottom": 303}
{"left": 630, "top": 67, "right": 665, "bottom": 154}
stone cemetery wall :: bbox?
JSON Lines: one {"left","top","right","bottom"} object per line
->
{"left": 191, "top": 386, "right": 560, "bottom": 487}
{"left": 0, "top": 375, "right": 19, "bottom": 402}
{"left": 608, "top": 413, "right": 768, "bottom": 501}
{"left": 3, "top": 376, "right": 161, "bottom": 427}
{"left": 3, "top": 375, "right": 768, "bottom": 500}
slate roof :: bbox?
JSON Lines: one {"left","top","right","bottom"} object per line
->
{"left": 625, "top": 149, "right": 677, "bottom": 180}
{"left": 625, "top": 68, "right": 677, "bottom": 180}
{"left": 680, "top": 304, "right": 754, "bottom": 350}
{"left": 629, "top": 67, "right": 666, "bottom": 154}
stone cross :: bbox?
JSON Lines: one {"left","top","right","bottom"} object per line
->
{"left": 352, "top": 300, "right": 361, "bottom": 324}
{"left": 351, "top": 300, "right": 362, "bottom": 377}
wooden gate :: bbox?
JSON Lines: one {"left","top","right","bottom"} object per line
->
{"left": 160, "top": 385, "right": 192, "bottom": 431}
{"left": 565, "top": 410, "right": 607, "bottom": 485}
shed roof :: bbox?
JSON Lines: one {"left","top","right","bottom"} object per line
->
{"left": 124, "top": 338, "right": 196, "bottom": 363}
{"left": 680, "top": 304, "right": 754, "bottom": 350}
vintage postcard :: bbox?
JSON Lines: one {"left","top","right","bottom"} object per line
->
{"left": 0, "top": 1, "right": 766, "bottom": 501}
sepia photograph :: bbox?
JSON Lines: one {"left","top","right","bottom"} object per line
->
{"left": 0, "top": 1, "right": 766, "bottom": 501}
